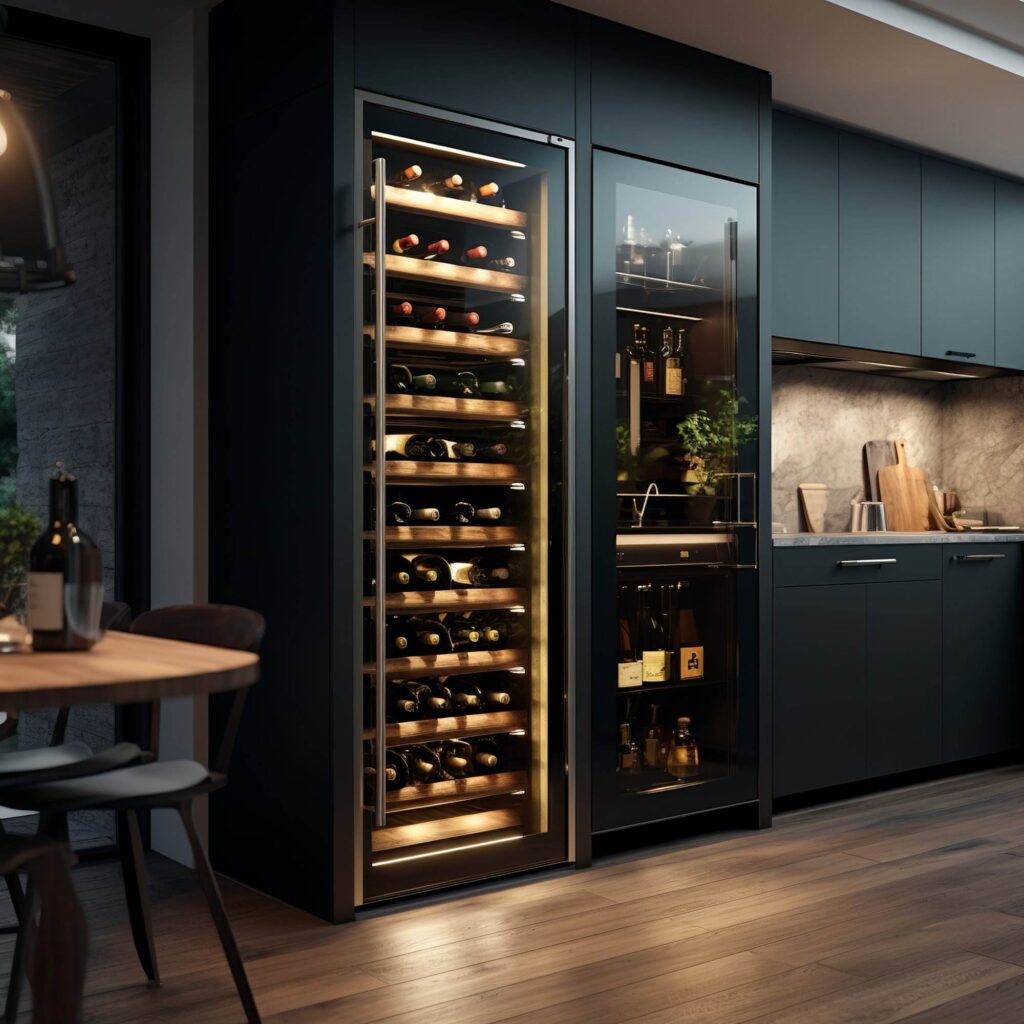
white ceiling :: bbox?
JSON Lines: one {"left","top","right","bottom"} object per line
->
{"left": 557, "top": 0, "right": 1024, "bottom": 177}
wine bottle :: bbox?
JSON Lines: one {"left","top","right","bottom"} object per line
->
{"left": 443, "top": 501, "right": 475, "bottom": 524}
{"left": 387, "top": 681, "right": 421, "bottom": 719}
{"left": 475, "top": 506, "right": 502, "bottom": 521}
{"left": 387, "top": 364, "right": 437, "bottom": 393}
{"left": 385, "top": 750, "right": 408, "bottom": 790}
{"left": 382, "top": 434, "right": 447, "bottom": 460}
{"left": 482, "top": 681, "right": 512, "bottom": 706}
{"left": 640, "top": 325, "right": 656, "bottom": 392}
{"left": 386, "top": 502, "right": 440, "bottom": 524}
{"left": 434, "top": 739, "right": 474, "bottom": 778}
{"left": 471, "top": 737, "right": 501, "bottom": 773}
{"left": 639, "top": 585, "right": 670, "bottom": 683}
{"left": 462, "top": 245, "right": 488, "bottom": 263}
{"left": 390, "top": 164, "right": 422, "bottom": 187}
{"left": 666, "top": 716, "right": 700, "bottom": 780}
{"left": 471, "top": 181, "right": 501, "bottom": 204}
{"left": 617, "top": 590, "right": 642, "bottom": 689}
{"left": 617, "top": 721, "right": 640, "bottom": 773}
{"left": 405, "top": 616, "right": 453, "bottom": 652}
{"left": 415, "top": 305, "right": 447, "bottom": 325}
{"left": 407, "top": 554, "right": 451, "bottom": 589}
{"left": 385, "top": 555, "right": 414, "bottom": 590}
{"left": 448, "top": 557, "right": 501, "bottom": 587}
{"left": 28, "top": 464, "right": 103, "bottom": 651}
{"left": 407, "top": 681, "right": 450, "bottom": 715}
{"left": 434, "top": 371, "right": 480, "bottom": 398}
{"left": 385, "top": 617, "right": 411, "bottom": 656}
{"left": 421, "top": 172, "right": 464, "bottom": 195}
{"left": 444, "top": 310, "right": 481, "bottom": 330}
{"left": 443, "top": 677, "right": 484, "bottom": 711}
{"left": 402, "top": 744, "right": 442, "bottom": 784}
{"left": 487, "top": 257, "right": 516, "bottom": 270}
{"left": 392, "top": 233, "right": 419, "bottom": 254}
{"left": 644, "top": 704, "right": 667, "bottom": 769}
{"left": 435, "top": 438, "right": 477, "bottom": 460}
{"left": 466, "top": 442, "right": 512, "bottom": 461}
{"left": 421, "top": 239, "right": 451, "bottom": 259}
{"left": 662, "top": 326, "right": 682, "bottom": 397}
{"left": 390, "top": 300, "right": 414, "bottom": 319}
{"left": 447, "top": 618, "right": 483, "bottom": 648}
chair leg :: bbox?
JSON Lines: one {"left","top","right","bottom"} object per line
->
{"left": 118, "top": 809, "right": 160, "bottom": 986}
{"left": 178, "top": 801, "right": 261, "bottom": 1024}
{"left": 4, "top": 881, "right": 36, "bottom": 1024}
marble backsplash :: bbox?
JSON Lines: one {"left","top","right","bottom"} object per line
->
{"left": 772, "top": 366, "right": 1024, "bottom": 532}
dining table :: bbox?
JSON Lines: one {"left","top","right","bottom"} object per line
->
{"left": 0, "top": 625, "right": 259, "bottom": 1022}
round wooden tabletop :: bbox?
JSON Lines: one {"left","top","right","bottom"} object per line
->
{"left": 0, "top": 629, "right": 259, "bottom": 711}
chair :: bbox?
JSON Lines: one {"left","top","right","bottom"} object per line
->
{"left": 3, "top": 604, "right": 266, "bottom": 1024}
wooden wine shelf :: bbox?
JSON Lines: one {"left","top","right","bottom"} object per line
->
{"left": 365, "top": 648, "right": 527, "bottom": 679}
{"left": 368, "top": 393, "right": 528, "bottom": 422}
{"left": 368, "top": 325, "right": 527, "bottom": 359}
{"left": 365, "top": 709, "right": 528, "bottom": 746}
{"left": 374, "top": 183, "right": 528, "bottom": 230}
{"left": 372, "top": 807, "right": 524, "bottom": 853}
{"left": 377, "top": 526, "right": 527, "bottom": 549}
{"left": 364, "top": 253, "right": 528, "bottom": 295}
{"left": 363, "top": 587, "right": 528, "bottom": 613}
{"left": 386, "top": 771, "right": 527, "bottom": 811}
{"left": 370, "top": 461, "right": 526, "bottom": 484}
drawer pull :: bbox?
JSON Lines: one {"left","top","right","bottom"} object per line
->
{"left": 837, "top": 558, "right": 897, "bottom": 567}
{"left": 954, "top": 553, "right": 1006, "bottom": 562}
{"left": 945, "top": 350, "right": 976, "bottom": 359}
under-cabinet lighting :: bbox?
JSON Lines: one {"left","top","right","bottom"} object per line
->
{"left": 616, "top": 306, "right": 702, "bottom": 322}
{"left": 511, "top": 420, "right": 527, "bottom": 430}
{"left": 510, "top": 358, "right": 526, "bottom": 367}
{"left": 511, "top": 790, "right": 527, "bottom": 796}
{"left": 510, "top": 607, "right": 527, "bottom": 615}
{"left": 511, "top": 483, "right": 526, "bottom": 491}
{"left": 511, "top": 544, "right": 527, "bottom": 553}
{"left": 510, "top": 230, "right": 527, "bottom": 240}
{"left": 371, "top": 834, "right": 523, "bottom": 867}
{"left": 371, "top": 131, "right": 527, "bottom": 169}
{"left": 508, "top": 730, "right": 527, "bottom": 736}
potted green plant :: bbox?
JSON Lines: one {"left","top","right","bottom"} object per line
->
{"left": 0, "top": 504, "right": 41, "bottom": 620}
{"left": 676, "top": 389, "right": 758, "bottom": 524}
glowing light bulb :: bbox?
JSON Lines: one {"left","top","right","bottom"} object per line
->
{"left": 0, "top": 118, "right": 7, "bottom": 157}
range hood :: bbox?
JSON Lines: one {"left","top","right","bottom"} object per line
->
{"left": 772, "top": 337, "right": 1017, "bottom": 381}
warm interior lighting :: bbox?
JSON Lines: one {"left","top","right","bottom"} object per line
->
{"left": 371, "top": 131, "right": 527, "bottom": 169}
{"left": 372, "top": 834, "right": 523, "bottom": 867}
{"left": 616, "top": 306, "right": 703, "bottom": 322}
{"left": 0, "top": 89, "right": 8, "bottom": 157}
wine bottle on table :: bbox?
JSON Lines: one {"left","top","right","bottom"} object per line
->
{"left": 390, "top": 164, "right": 422, "bottom": 187}
{"left": 435, "top": 739, "right": 474, "bottom": 778}
{"left": 387, "top": 681, "right": 421, "bottom": 719}
{"left": 28, "top": 464, "right": 102, "bottom": 651}
{"left": 402, "top": 745, "right": 442, "bottom": 784}
{"left": 471, "top": 737, "right": 502, "bottom": 773}
{"left": 407, "top": 681, "right": 450, "bottom": 716}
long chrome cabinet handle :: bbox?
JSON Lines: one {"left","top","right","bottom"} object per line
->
{"left": 955, "top": 553, "right": 1006, "bottom": 562}
{"left": 373, "top": 156, "right": 388, "bottom": 829}
{"left": 837, "top": 558, "right": 897, "bottom": 567}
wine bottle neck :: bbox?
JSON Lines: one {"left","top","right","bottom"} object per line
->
{"left": 49, "top": 476, "right": 78, "bottom": 526}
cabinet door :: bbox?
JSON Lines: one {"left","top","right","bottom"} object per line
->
{"left": 866, "top": 581, "right": 941, "bottom": 777}
{"left": 774, "top": 585, "right": 865, "bottom": 797}
{"left": 772, "top": 113, "right": 839, "bottom": 344}
{"left": 996, "top": 178, "right": 1024, "bottom": 371}
{"left": 922, "top": 159, "right": 995, "bottom": 365}
{"left": 839, "top": 134, "right": 921, "bottom": 356}
{"left": 942, "top": 546, "right": 1024, "bottom": 762}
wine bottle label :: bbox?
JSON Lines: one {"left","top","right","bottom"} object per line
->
{"left": 27, "top": 572, "right": 63, "bottom": 631}
{"left": 643, "top": 360, "right": 655, "bottom": 384}
{"left": 615, "top": 351, "right": 621, "bottom": 379}
{"left": 680, "top": 645, "right": 704, "bottom": 680}
{"left": 642, "top": 650, "right": 669, "bottom": 682}
{"left": 664, "top": 367, "right": 683, "bottom": 395}
{"left": 617, "top": 661, "right": 643, "bottom": 688}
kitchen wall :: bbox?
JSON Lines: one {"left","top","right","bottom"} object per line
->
{"left": 772, "top": 366, "right": 1024, "bottom": 532}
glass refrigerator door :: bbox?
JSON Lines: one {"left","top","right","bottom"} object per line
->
{"left": 593, "top": 150, "right": 759, "bottom": 833}
{"left": 359, "top": 101, "right": 569, "bottom": 903}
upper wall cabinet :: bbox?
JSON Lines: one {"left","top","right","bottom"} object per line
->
{"left": 353, "top": 0, "right": 576, "bottom": 137}
{"left": 839, "top": 134, "right": 921, "bottom": 356}
{"left": 772, "top": 112, "right": 838, "bottom": 344}
{"left": 921, "top": 158, "right": 995, "bottom": 365}
{"left": 996, "top": 178, "right": 1024, "bottom": 371}
{"left": 590, "top": 19, "right": 763, "bottom": 183}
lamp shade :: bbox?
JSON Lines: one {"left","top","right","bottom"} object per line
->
{"left": 0, "top": 89, "right": 74, "bottom": 292}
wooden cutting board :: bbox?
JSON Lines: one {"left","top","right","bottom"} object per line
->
{"left": 878, "top": 438, "right": 932, "bottom": 532}
{"left": 863, "top": 440, "right": 896, "bottom": 503}
{"left": 798, "top": 483, "right": 828, "bottom": 534}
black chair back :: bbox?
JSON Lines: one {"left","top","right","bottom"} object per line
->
{"left": 131, "top": 604, "right": 265, "bottom": 653}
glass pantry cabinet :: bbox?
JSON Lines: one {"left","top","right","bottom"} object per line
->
{"left": 358, "top": 101, "right": 571, "bottom": 903}
{"left": 591, "top": 151, "right": 760, "bottom": 834}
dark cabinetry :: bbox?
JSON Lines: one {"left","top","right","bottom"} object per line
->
{"left": 774, "top": 544, "right": 1018, "bottom": 801}
{"left": 942, "top": 546, "right": 1023, "bottom": 762}
{"left": 772, "top": 112, "right": 838, "bottom": 345}
{"left": 922, "top": 158, "right": 995, "bottom": 365}
{"left": 996, "top": 178, "right": 1024, "bottom": 371}
{"left": 839, "top": 134, "right": 921, "bottom": 356}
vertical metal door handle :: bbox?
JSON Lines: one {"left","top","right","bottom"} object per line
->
{"left": 372, "top": 157, "right": 388, "bottom": 828}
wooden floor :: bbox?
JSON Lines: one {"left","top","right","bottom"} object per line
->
{"left": 11, "top": 766, "right": 1024, "bottom": 1022}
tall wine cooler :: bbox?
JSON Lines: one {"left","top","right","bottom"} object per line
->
{"left": 358, "top": 99, "right": 571, "bottom": 903}
{"left": 592, "top": 151, "right": 760, "bottom": 834}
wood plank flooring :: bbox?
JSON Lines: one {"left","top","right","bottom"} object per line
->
{"left": 10, "top": 766, "right": 1024, "bottom": 1022}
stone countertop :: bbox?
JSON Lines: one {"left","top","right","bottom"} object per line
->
{"left": 773, "top": 531, "right": 1024, "bottom": 547}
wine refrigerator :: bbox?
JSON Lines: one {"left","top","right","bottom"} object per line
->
{"left": 358, "top": 97, "right": 572, "bottom": 903}
{"left": 592, "top": 151, "right": 761, "bottom": 834}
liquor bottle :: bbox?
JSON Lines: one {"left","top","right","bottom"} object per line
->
{"left": 387, "top": 681, "right": 421, "bottom": 719}
{"left": 444, "top": 310, "right": 481, "bottom": 330}
{"left": 404, "top": 616, "right": 454, "bottom": 653}
{"left": 382, "top": 434, "right": 447, "bottom": 460}
{"left": 28, "top": 464, "right": 103, "bottom": 651}
{"left": 471, "top": 737, "right": 501, "bottom": 773}
{"left": 402, "top": 744, "right": 442, "bottom": 784}
{"left": 421, "top": 172, "right": 464, "bottom": 195}
{"left": 488, "top": 257, "right": 516, "bottom": 271}
{"left": 639, "top": 325, "right": 656, "bottom": 392}
{"left": 470, "top": 181, "right": 501, "bottom": 204}
{"left": 666, "top": 717, "right": 700, "bottom": 780}
{"left": 435, "top": 739, "right": 474, "bottom": 778}
{"left": 617, "top": 597, "right": 642, "bottom": 689}
{"left": 661, "top": 326, "right": 682, "bottom": 397}
{"left": 639, "top": 585, "right": 670, "bottom": 683}
{"left": 644, "top": 705, "right": 667, "bottom": 769}
{"left": 407, "top": 681, "right": 450, "bottom": 715}
{"left": 444, "top": 678, "right": 484, "bottom": 711}
{"left": 387, "top": 364, "right": 437, "bottom": 393}
{"left": 392, "top": 233, "right": 419, "bottom": 254}
{"left": 390, "top": 164, "right": 422, "bottom": 187}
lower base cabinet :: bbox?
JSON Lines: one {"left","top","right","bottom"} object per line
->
{"left": 774, "top": 544, "right": 1020, "bottom": 800}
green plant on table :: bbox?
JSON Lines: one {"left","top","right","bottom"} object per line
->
{"left": 676, "top": 388, "right": 758, "bottom": 494}
{"left": 0, "top": 504, "right": 41, "bottom": 617}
